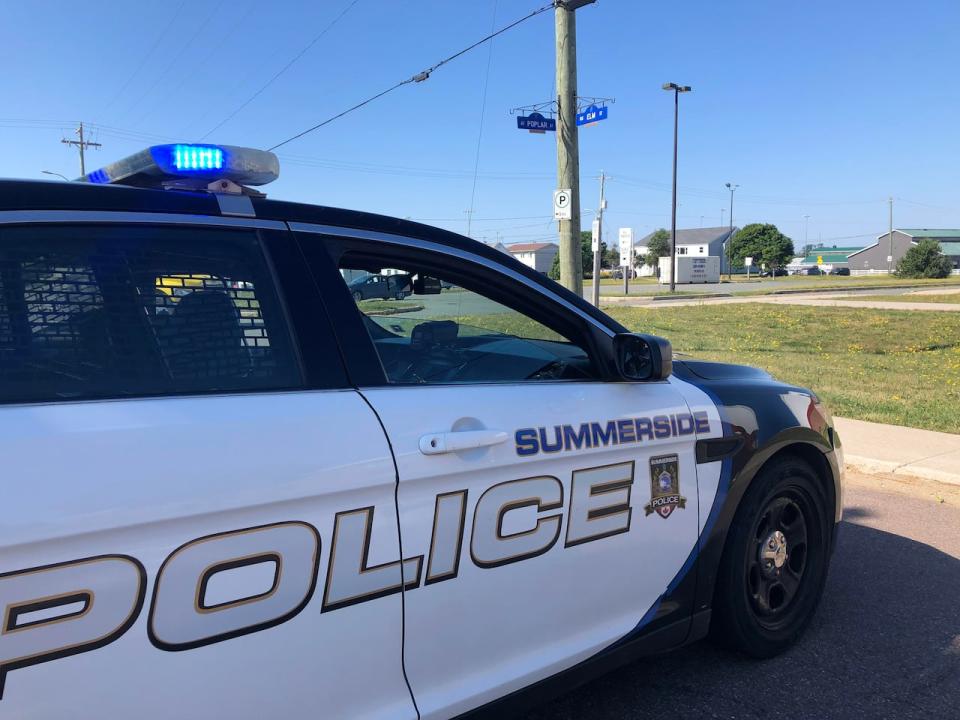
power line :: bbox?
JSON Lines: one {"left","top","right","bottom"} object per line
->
{"left": 465, "top": 0, "right": 499, "bottom": 237}
{"left": 201, "top": 0, "right": 362, "bottom": 140}
{"left": 98, "top": 0, "right": 188, "bottom": 116}
{"left": 267, "top": 1, "right": 555, "bottom": 151}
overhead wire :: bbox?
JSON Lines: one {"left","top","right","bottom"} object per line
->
{"left": 200, "top": 0, "right": 362, "bottom": 140}
{"left": 465, "top": 0, "right": 499, "bottom": 237}
{"left": 267, "top": 1, "right": 556, "bottom": 151}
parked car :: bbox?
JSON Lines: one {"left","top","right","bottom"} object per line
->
{"left": 802, "top": 267, "right": 825, "bottom": 275}
{"left": 347, "top": 272, "right": 411, "bottom": 301}
{"left": 0, "top": 143, "right": 843, "bottom": 719}
{"left": 759, "top": 268, "right": 788, "bottom": 277}
{"left": 829, "top": 267, "right": 851, "bottom": 276}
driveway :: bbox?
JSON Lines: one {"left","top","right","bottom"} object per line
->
{"left": 525, "top": 471, "right": 960, "bottom": 719}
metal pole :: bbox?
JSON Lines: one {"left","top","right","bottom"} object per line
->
{"left": 726, "top": 184, "right": 737, "bottom": 280}
{"left": 555, "top": 4, "right": 583, "bottom": 295}
{"left": 669, "top": 89, "right": 679, "bottom": 293}
{"left": 591, "top": 171, "right": 605, "bottom": 307}
{"left": 888, "top": 196, "right": 894, "bottom": 273}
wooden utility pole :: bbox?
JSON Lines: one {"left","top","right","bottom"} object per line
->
{"left": 555, "top": 0, "right": 595, "bottom": 295}
{"left": 61, "top": 122, "right": 101, "bottom": 176}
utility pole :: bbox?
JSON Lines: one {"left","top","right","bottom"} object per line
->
{"left": 60, "top": 122, "right": 101, "bottom": 176}
{"left": 591, "top": 170, "right": 606, "bottom": 307}
{"left": 555, "top": 0, "right": 595, "bottom": 295}
{"left": 464, "top": 209, "right": 474, "bottom": 238}
{"left": 888, "top": 196, "right": 894, "bottom": 273}
{"left": 663, "top": 83, "right": 691, "bottom": 293}
{"left": 725, "top": 183, "right": 738, "bottom": 280}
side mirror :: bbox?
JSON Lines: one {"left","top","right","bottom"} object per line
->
{"left": 413, "top": 274, "right": 442, "bottom": 295}
{"left": 613, "top": 333, "right": 672, "bottom": 381}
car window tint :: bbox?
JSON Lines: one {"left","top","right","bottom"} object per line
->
{"left": 0, "top": 224, "right": 300, "bottom": 403}
{"left": 340, "top": 261, "right": 597, "bottom": 385}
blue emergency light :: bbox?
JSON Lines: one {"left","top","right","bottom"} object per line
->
{"left": 80, "top": 144, "right": 279, "bottom": 191}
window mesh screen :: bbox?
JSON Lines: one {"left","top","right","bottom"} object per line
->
{"left": 0, "top": 225, "right": 300, "bottom": 403}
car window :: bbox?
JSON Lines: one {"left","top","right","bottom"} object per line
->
{"left": 0, "top": 224, "right": 300, "bottom": 403}
{"left": 340, "top": 257, "right": 597, "bottom": 385}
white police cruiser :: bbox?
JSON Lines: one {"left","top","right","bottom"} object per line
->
{"left": 0, "top": 145, "right": 842, "bottom": 719}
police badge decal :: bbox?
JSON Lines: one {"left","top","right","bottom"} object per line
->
{"left": 645, "top": 454, "right": 686, "bottom": 519}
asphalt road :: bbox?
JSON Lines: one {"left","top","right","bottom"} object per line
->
{"left": 525, "top": 471, "right": 960, "bottom": 720}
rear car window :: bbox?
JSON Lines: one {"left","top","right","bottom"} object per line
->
{"left": 0, "top": 224, "right": 300, "bottom": 403}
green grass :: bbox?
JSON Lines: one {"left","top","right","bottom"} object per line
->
{"left": 606, "top": 304, "right": 960, "bottom": 434}
{"left": 841, "top": 293, "right": 960, "bottom": 304}
{"left": 356, "top": 299, "right": 422, "bottom": 314}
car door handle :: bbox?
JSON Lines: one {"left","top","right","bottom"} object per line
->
{"left": 419, "top": 429, "right": 509, "bottom": 455}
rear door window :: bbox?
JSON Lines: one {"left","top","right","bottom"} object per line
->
{"left": 0, "top": 224, "right": 301, "bottom": 403}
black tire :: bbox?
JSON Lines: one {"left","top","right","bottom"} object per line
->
{"left": 352, "top": 291, "right": 363, "bottom": 303}
{"left": 711, "top": 455, "right": 832, "bottom": 658}
{"left": 394, "top": 290, "right": 404, "bottom": 300}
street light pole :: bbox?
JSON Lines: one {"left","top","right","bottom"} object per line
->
{"left": 663, "top": 83, "right": 691, "bottom": 293}
{"left": 725, "top": 182, "right": 739, "bottom": 280}
{"left": 803, "top": 214, "right": 810, "bottom": 252}
{"left": 41, "top": 170, "right": 69, "bottom": 182}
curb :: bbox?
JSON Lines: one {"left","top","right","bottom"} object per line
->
{"left": 844, "top": 454, "right": 960, "bottom": 488}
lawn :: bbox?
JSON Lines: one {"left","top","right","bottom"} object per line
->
{"left": 591, "top": 275, "right": 960, "bottom": 297}
{"left": 606, "top": 304, "right": 960, "bottom": 434}
{"left": 842, "top": 293, "right": 960, "bottom": 304}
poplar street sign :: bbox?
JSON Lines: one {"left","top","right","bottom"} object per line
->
{"left": 576, "top": 104, "right": 608, "bottom": 126}
{"left": 517, "top": 112, "right": 556, "bottom": 133}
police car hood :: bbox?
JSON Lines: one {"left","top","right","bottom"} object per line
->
{"left": 673, "top": 357, "right": 772, "bottom": 382}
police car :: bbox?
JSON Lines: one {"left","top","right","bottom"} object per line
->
{"left": 0, "top": 144, "right": 842, "bottom": 719}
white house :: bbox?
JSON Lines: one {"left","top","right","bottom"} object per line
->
{"left": 635, "top": 227, "right": 738, "bottom": 274}
{"left": 507, "top": 242, "right": 558, "bottom": 273}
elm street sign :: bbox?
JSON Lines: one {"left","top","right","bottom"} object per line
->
{"left": 576, "top": 104, "right": 608, "bottom": 126}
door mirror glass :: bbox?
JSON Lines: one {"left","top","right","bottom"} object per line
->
{"left": 412, "top": 274, "right": 442, "bottom": 295}
{"left": 613, "top": 333, "right": 672, "bottom": 381}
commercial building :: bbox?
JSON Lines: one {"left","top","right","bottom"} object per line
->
{"left": 507, "top": 242, "right": 558, "bottom": 274}
{"left": 847, "top": 229, "right": 960, "bottom": 273}
{"left": 634, "top": 227, "right": 737, "bottom": 274}
{"left": 787, "top": 246, "right": 862, "bottom": 273}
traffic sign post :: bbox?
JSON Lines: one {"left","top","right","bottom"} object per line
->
{"left": 619, "top": 228, "right": 633, "bottom": 295}
{"left": 745, "top": 255, "right": 753, "bottom": 280}
{"left": 553, "top": 189, "right": 572, "bottom": 220}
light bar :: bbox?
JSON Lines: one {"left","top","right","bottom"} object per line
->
{"left": 172, "top": 145, "right": 223, "bottom": 171}
{"left": 81, "top": 144, "right": 279, "bottom": 190}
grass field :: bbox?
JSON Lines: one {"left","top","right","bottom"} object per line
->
{"left": 586, "top": 275, "right": 960, "bottom": 297}
{"left": 606, "top": 304, "right": 960, "bottom": 434}
{"left": 842, "top": 293, "right": 960, "bottom": 304}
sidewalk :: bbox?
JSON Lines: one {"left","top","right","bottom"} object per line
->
{"left": 835, "top": 417, "right": 960, "bottom": 486}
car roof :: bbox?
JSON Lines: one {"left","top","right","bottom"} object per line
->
{"left": 0, "top": 179, "right": 623, "bottom": 334}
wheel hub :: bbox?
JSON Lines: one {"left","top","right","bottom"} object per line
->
{"left": 759, "top": 530, "right": 788, "bottom": 575}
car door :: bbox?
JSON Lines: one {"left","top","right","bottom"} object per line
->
{"left": 0, "top": 220, "right": 415, "bottom": 719}
{"left": 296, "top": 227, "right": 710, "bottom": 719}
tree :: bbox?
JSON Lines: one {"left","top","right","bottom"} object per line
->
{"left": 894, "top": 239, "right": 953, "bottom": 278}
{"left": 644, "top": 229, "right": 671, "bottom": 271}
{"left": 728, "top": 223, "right": 794, "bottom": 270}
{"left": 548, "top": 230, "right": 604, "bottom": 280}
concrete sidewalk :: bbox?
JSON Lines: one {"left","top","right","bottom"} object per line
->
{"left": 835, "top": 417, "right": 960, "bottom": 486}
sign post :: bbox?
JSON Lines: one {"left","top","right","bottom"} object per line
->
{"left": 744, "top": 255, "right": 753, "bottom": 281}
{"left": 619, "top": 228, "right": 634, "bottom": 295}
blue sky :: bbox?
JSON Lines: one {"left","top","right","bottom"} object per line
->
{"left": 2, "top": 0, "right": 958, "bottom": 249}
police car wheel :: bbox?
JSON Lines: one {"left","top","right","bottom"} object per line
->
{"left": 711, "top": 455, "right": 831, "bottom": 658}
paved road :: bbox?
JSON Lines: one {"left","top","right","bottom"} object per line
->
{"left": 525, "top": 471, "right": 960, "bottom": 720}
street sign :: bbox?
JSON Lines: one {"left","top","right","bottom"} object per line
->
{"left": 619, "top": 227, "right": 634, "bottom": 267}
{"left": 817, "top": 255, "right": 824, "bottom": 264}
{"left": 591, "top": 218, "right": 601, "bottom": 252}
{"left": 744, "top": 256, "right": 753, "bottom": 267}
{"left": 887, "top": 255, "right": 894, "bottom": 263}
{"left": 576, "top": 104, "right": 608, "bottom": 126}
{"left": 517, "top": 112, "right": 556, "bottom": 133}
{"left": 553, "top": 189, "right": 572, "bottom": 220}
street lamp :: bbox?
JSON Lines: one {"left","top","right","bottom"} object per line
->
{"left": 663, "top": 82, "right": 691, "bottom": 293}
{"left": 41, "top": 170, "right": 69, "bottom": 181}
{"left": 725, "top": 182, "right": 739, "bottom": 280}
